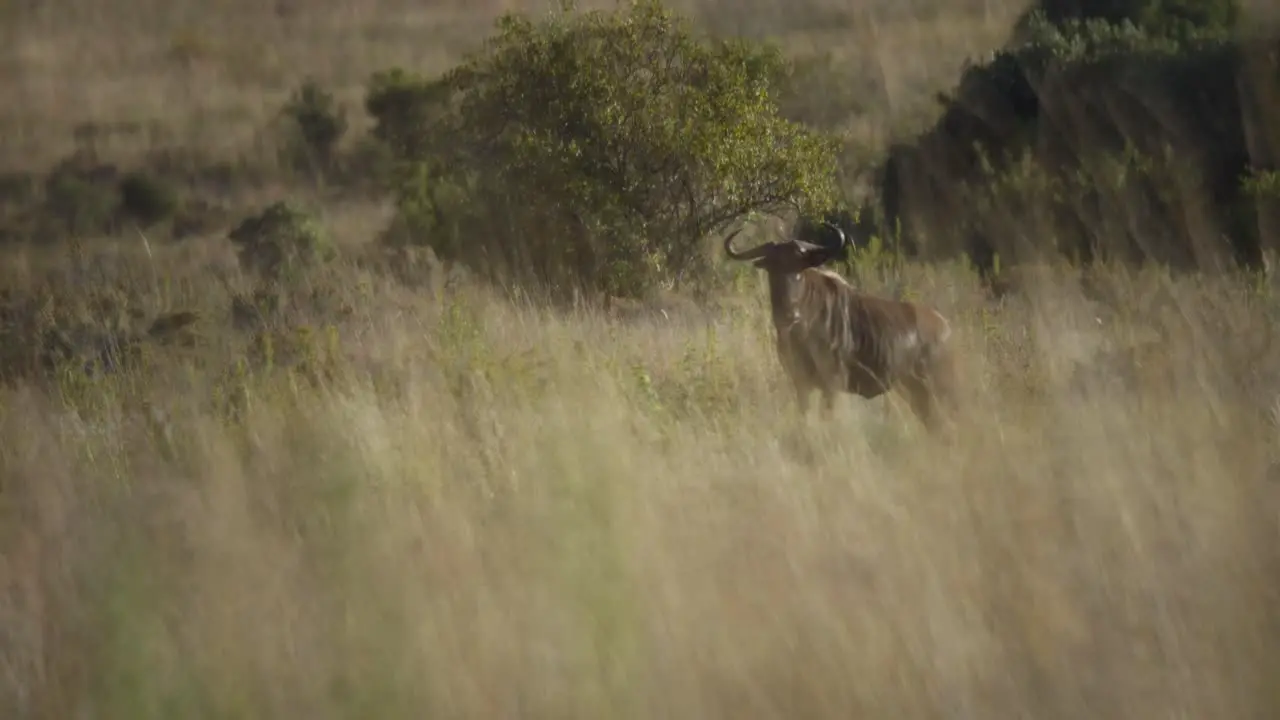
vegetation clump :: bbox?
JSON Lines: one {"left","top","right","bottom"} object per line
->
{"left": 280, "top": 78, "right": 350, "bottom": 176}
{"left": 228, "top": 201, "right": 336, "bottom": 282}
{"left": 4, "top": 1, "right": 1280, "bottom": 717}
{"left": 365, "top": 0, "right": 840, "bottom": 299}
{"left": 1026, "top": 0, "right": 1239, "bottom": 38}
{"left": 118, "top": 171, "right": 181, "bottom": 229}
{"left": 868, "top": 0, "right": 1269, "bottom": 274}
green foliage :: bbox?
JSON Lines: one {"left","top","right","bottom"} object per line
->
{"left": 871, "top": 2, "right": 1265, "bottom": 272}
{"left": 0, "top": 285, "right": 201, "bottom": 386}
{"left": 281, "top": 79, "right": 349, "bottom": 172}
{"left": 4, "top": 154, "right": 190, "bottom": 242}
{"left": 0, "top": 172, "right": 39, "bottom": 244}
{"left": 1242, "top": 168, "right": 1280, "bottom": 200}
{"left": 945, "top": 11, "right": 1238, "bottom": 160}
{"left": 1029, "top": 0, "right": 1239, "bottom": 38}
{"left": 227, "top": 201, "right": 336, "bottom": 282}
{"left": 365, "top": 0, "right": 839, "bottom": 299}
{"left": 44, "top": 156, "right": 121, "bottom": 238}
{"left": 118, "top": 171, "right": 180, "bottom": 228}
{"left": 427, "top": 292, "right": 555, "bottom": 412}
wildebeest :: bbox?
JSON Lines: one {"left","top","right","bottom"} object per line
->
{"left": 723, "top": 219, "right": 958, "bottom": 432}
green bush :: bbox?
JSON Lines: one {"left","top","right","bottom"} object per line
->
{"left": 43, "top": 156, "right": 121, "bottom": 239}
{"left": 118, "top": 171, "right": 180, "bottom": 228}
{"left": 365, "top": 0, "right": 839, "bottom": 299}
{"left": 1028, "top": 0, "right": 1239, "bottom": 38}
{"left": 228, "top": 201, "right": 336, "bottom": 282}
{"left": 868, "top": 7, "right": 1268, "bottom": 272}
{"left": 281, "top": 79, "right": 349, "bottom": 174}
{"left": 15, "top": 154, "right": 192, "bottom": 242}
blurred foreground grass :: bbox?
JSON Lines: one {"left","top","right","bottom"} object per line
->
{"left": 3, "top": 248, "right": 1280, "bottom": 718}
{"left": 4, "top": 0, "right": 1280, "bottom": 717}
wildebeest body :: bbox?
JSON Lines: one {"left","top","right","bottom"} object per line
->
{"left": 728, "top": 221, "right": 957, "bottom": 430}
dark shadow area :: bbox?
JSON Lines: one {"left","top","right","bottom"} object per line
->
{"left": 859, "top": 0, "right": 1280, "bottom": 277}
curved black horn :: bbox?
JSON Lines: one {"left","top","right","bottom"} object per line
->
{"left": 723, "top": 227, "right": 771, "bottom": 261}
{"left": 821, "top": 221, "right": 848, "bottom": 251}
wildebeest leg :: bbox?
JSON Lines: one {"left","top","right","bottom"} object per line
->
{"left": 881, "top": 391, "right": 903, "bottom": 425}
{"left": 819, "top": 390, "right": 835, "bottom": 421}
{"left": 794, "top": 384, "right": 811, "bottom": 417}
{"left": 901, "top": 376, "right": 941, "bottom": 433}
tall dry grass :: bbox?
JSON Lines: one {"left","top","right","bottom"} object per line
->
{"left": 2, "top": 246, "right": 1280, "bottom": 718}
{"left": 3, "top": 0, "right": 1280, "bottom": 717}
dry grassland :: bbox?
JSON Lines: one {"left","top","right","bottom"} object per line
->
{"left": 2, "top": 0, "right": 1280, "bottom": 718}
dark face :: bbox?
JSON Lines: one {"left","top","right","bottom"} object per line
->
{"left": 724, "top": 221, "right": 848, "bottom": 275}
{"left": 751, "top": 242, "right": 838, "bottom": 274}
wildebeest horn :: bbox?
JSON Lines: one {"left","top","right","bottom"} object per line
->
{"left": 723, "top": 227, "right": 772, "bottom": 261}
{"left": 791, "top": 221, "right": 845, "bottom": 254}
{"left": 821, "top": 221, "right": 848, "bottom": 251}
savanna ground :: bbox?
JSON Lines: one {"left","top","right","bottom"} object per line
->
{"left": 4, "top": 0, "right": 1280, "bottom": 717}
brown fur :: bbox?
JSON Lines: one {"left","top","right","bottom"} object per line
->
{"left": 725, "top": 222, "right": 958, "bottom": 432}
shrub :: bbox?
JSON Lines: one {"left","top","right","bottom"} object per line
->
{"left": 0, "top": 172, "right": 40, "bottom": 244}
{"left": 118, "top": 172, "right": 180, "bottom": 229}
{"left": 365, "top": 0, "right": 839, "bottom": 299}
{"left": 1028, "top": 0, "right": 1239, "bottom": 38}
{"left": 281, "top": 79, "right": 349, "bottom": 174}
{"left": 25, "top": 155, "right": 185, "bottom": 241}
{"left": 43, "top": 155, "right": 121, "bottom": 239}
{"left": 867, "top": 6, "right": 1269, "bottom": 273}
{"left": 228, "top": 201, "right": 336, "bottom": 282}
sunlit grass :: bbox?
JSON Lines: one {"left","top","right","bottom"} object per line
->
{"left": 3, "top": 252, "right": 1279, "bottom": 717}
{"left": 2, "top": 0, "right": 1279, "bottom": 716}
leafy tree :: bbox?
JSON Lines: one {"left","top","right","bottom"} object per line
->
{"left": 228, "top": 201, "right": 335, "bottom": 282}
{"left": 366, "top": 0, "right": 839, "bottom": 299}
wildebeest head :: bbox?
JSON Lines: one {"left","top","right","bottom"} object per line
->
{"left": 723, "top": 219, "right": 851, "bottom": 329}
{"left": 722, "top": 220, "right": 848, "bottom": 274}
